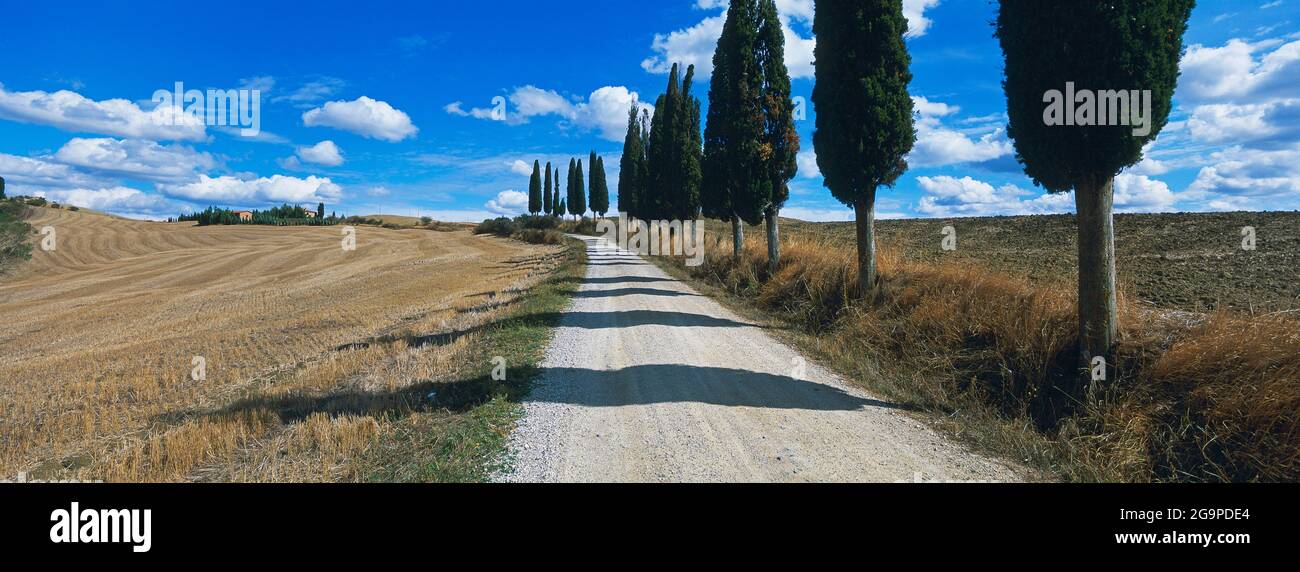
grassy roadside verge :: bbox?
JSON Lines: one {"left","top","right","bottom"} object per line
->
{"left": 362, "top": 237, "right": 587, "bottom": 482}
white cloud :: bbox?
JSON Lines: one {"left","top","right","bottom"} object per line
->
{"left": 796, "top": 150, "right": 820, "bottom": 178}
{"left": 52, "top": 137, "right": 217, "bottom": 183}
{"left": 915, "top": 175, "right": 1073, "bottom": 218}
{"left": 1112, "top": 174, "right": 1177, "bottom": 212}
{"left": 295, "top": 140, "right": 344, "bottom": 166}
{"left": 484, "top": 190, "right": 529, "bottom": 216}
{"left": 1187, "top": 145, "right": 1300, "bottom": 206}
{"left": 33, "top": 186, "right": 195, "bottom": 220}
{"left": 0, "top": 84, "right": 206, "bottom": 141}
{"left": 302, "top": 96, "right": 418, "bottom": 142}
{"left": 642, "top": 0, "right": 938, "bottom": 79}
{"left": 1178, "top": 39, "right": 1300, "bottom": 104}
{"left": 510, "top": 160, "right": 534, "bottom": 176}
{"left": 0, "top": 152, "right": 101, "bottom": 190}
{"left": 446, "top": 85, "right": 651, "bottom": 142}
{"left": 161, "top": 174, "right": 342, "bottom": 205}
{"left": 908, "top": 96, "right": 1013, "bottom": 168}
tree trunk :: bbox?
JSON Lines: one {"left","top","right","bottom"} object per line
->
{"left": 765, "top": 207, "right": 780, "bottom": 272}
{"left": 732, "top": 215, "right": 744, "bottom": 259}
{"left": 854, "top": 190, "right": 878, "bottom": 295}
{"left": 1074, "top": 175, "right": 1118, "bottom": 371}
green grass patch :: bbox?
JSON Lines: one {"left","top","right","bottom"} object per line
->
{"left": 363, "top": 238, "right": 586, "bottom": 482}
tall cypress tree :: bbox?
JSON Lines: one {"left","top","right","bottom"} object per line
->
{"left": 554, "top": 166, "right": 563, "bottom": 216}
{"left": 756, "top": 0, "right": 798, "bottom": 271}
{"left": 674, "top": 65, "right": 703, "bottom": 221}
{"left": 591, "top": 155, "right": 610, "bottom": 217}
{"left": 997, "top": 0, "right": 1193, "bottom": 367}
{"left": 543, "top": 160, "right": 553, "bottom": 215}
{"left": 619, "top": 104, "right": 645, "bottom": 218}
{"left": 813, "top": 0, "right": 915, "bottom": 294}
{"left": 0, "top": 175, "right": 5, "bottom": 199}
{"left": 645, "top": 87, "right": 672, "bottom": 220}
{"left": 528, "top": 160, "right": 543, "bottom": 214}
{"left": 571, "top": 159, "right": 587, "bottom": 218}
{"left": 702, "top": 0, "right": 766, "bottom": 258}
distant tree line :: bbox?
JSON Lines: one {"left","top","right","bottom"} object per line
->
{"left": 525, "top": 153, "right": 611, "bottom": 220}
{"left": 173, "top": 203, "right": 340, "bottom": 226}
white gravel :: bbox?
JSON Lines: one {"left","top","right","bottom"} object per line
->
{"left": 497, "top": 236, "right": 1023, "bottom": 483}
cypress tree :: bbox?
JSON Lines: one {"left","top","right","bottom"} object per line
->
{"left": 645, "top": 88, "right": 671, "bottom": 220}
{"left": 543, "top": 161, "right": 553, "bottom": 215}
{"left": 528, "top": 160, "right": 543, "bottom": 214}
{"left": 618, "top": 104, "right": 645, "bottom": 218}
{"left": 674, "top": 65, "right": 703, "bottom": 221}
{"left": 554, "top": 166, "right": 563, "bottom": 216}
{"left": 997, "top": 0, "right": 1193, "bottom": 367}
{"left": 702, "top": 0, "right": 766, "bottom": 258}
{"left": 571, "top": 159, "right": 587, "bottom": 218}
{"left": 591, "top": 155, "right": 610, "bottom": 217}
{"left": 813, "top": 0, "right": 916, "bottom": 294}
{"left": 317, "top": 202, "right": 325, "bottom": 220}
{"left": 756, "top": 0, "right": 798, "bottom": 271}
{"left": 2, "top": 175, "right": 7, "bottom": 199}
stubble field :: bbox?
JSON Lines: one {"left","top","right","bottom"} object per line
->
{"left": 0, "top": 207, "right": 564, "bottom": 482}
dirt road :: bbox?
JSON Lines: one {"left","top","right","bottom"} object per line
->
{"left": 501, "top": 236, "right": 1023, "bottom": 483}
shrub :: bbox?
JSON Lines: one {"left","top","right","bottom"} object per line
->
{"left": 474, "top": 217, "right": 517, "bottom": 237}
{"left": 515, "top": 229, "right": 565, "bottom": 245}
{"left": 515, "top": 214, "right": 559, "bottom": 230}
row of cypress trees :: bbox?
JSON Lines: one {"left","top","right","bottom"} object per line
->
{"left": 528, "top": 155, "right": 610, "bottom": 219}
{"left": 618, "top": 0, "right": 796, "bottom": 271}
{"left": 615, "top": 0, "right": 1191, "bottom": 368}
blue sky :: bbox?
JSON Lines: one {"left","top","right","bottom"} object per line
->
{"left": 1, "top": 0, "right": 1297, "bottom": 221}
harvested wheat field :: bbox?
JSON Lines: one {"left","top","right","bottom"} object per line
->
{"left": 0, "top": 207, "right": 565, "bottom": 482}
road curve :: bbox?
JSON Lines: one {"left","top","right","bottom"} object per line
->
{"left": 499, "top": 236, "right": 1022, "bottom": 483}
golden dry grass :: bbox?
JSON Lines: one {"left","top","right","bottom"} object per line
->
{"left": 0, "top": 207, "right": 565, "bottom": 482}
{"left": 674, "top": 227, "right": 1299, "bottom": 482}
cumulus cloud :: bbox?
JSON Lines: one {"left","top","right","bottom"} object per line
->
{"left": 302, "top": 96, "right": 418, "bottom": 142}
{"left": 33, "top": 186, "right": 195, "bottom": 220}
{"left": 1187, "top": 145, "right": 1300, "bottom": 206}
{"left": 52, "top": 137, "right": 218, "bottom": 183}
{"left": 0, "top": 152, "right": 102, "bottom": 190}
{"left": 796, "top": 150, "right": 820, "bottom": 179}
{"left": 295, "top": 140, "right": 344, "bottom": 166}
{"left": 0, "top": 84, "right": 206, "bottom": 141}
{"left": 642, "top": 0, "right": 938, "bottom": 79}
{"left": 916, "top": 175, "right": 1073, "bottom": 218}
{"left": 444, "top": 85, "right": 651, "bottom": 142}
{"left": 161, "top": 174, "right": 342, "bottom": 204}
{"left": 1178, "top": 39, "right": 1300, "bottom": 104}
{"left": 908, "top": 96, "right": 1013, "bottom": 168}
{"left": 915, "top": 174, "right": 1176, "bottom": 217}
{"left": 510, "top": 160, "right": 534, "bottom": 176}
{"left": 484, "top": 190, "right": 529, "bottom": 215}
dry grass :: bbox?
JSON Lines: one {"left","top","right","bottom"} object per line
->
{"left": 0, "top": 207, "right": 567, "bottom": 482}
{"left": 671, "top": 226, "right": 1299, "bottom": 482}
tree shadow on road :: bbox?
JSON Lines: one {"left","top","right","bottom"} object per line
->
{"left": 534, "top": 309, "right": 758, "bottom": 329}
{"left": 572, "top": 287, "right": 699, "bottom": 300}
{"left": 531, "top": 365, "right": 914, "bottom": 412}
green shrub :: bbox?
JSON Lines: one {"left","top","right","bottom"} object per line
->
{"left": 474, "top": 217, "right": 517, "bottom": 237}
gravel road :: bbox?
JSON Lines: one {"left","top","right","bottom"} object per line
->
{"left": 498, "top": 236, "right": 1023, "bottom": 483}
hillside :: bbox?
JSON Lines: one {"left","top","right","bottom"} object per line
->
{"left": 0, "top": 207, "right": 565, "bottom": 482}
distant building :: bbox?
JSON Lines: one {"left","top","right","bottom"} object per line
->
{"left": 234, "top": 211, "right": 253, "bottom": 221}
{"left": 304, "top": 211, "right": 317, "bottom": 218}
